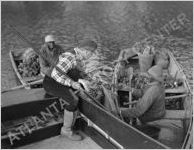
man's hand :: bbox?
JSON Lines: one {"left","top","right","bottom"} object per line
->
{"left": 71, "top": 82, "right": 82, "bottom": 90}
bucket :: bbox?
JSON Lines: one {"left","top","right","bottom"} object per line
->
{"left": 138, "top": 53, "right": 154, "bottom": 72}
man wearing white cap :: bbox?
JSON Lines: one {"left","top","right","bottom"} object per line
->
{"left": 120, "top": 65, "right": 166, "bottom": 123}
{"left": 39, "top": 35, "right": 64, "bottom": 76}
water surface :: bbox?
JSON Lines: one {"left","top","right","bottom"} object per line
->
{"left": 1, "top": 1, "right": 193, "bottom": 90}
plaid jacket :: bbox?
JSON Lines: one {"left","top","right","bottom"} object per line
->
{"left": 51, "top": 52, "right": 77, "bottom": 87}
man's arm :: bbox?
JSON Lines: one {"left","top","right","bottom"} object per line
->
{"left": 39, "top": 46, "right": 51, "bottom": 75}
{"left": 39, "top": 56, "right": 50, "bottom": 75}
{"left": 121, "top": 86, "right": 156, "bottom": 118}
{"left": 51, "top": 69, "right": 73, "bottom": 87}
{"left": 51, "top": 53, "right": 76, "bottom": 87}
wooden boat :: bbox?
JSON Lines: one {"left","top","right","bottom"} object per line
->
{"left": 2, "top": 50, "right": 192, "bottom": 149}
{"left": 9, "top": 48, "right": 43, "bottom": 89}
{"left": 1, "top": 88, "right": 169, "bottom": 149}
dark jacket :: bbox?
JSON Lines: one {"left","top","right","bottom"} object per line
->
{"left": 121, "top": 81, "right": 166, "bottom": 123}
{"left": 39, "top": 44, "right": 64, "bottom": 76}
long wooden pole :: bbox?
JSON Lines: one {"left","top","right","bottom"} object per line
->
{"left": 2, "top": 79, "right": 43, "bottom": 93}
{"left": 128, "top": 67, "right": 133, "bottom": 125}
{"left": 128, "top": 67, "right": 133, "bottom": 108}
{"left": 112, "top": 62, "right": 125, "bottom": 120}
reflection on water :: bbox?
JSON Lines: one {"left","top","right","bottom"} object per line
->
{"left": 1, "top": 1, "right": 193, "bottom": 90}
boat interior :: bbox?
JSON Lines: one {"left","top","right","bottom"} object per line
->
{"left": 9, "top": 49, "right": 43, "bottom": 88}
{"left": 115, "top": 51, "right": 192, "bottom": 148}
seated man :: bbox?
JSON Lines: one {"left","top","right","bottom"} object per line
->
{"left": 42, "top": 40, "right": 98, "bottom": 141}
{"left": 120, "top": 65, "right": 166, "bottom": 124}
{"left": 39, "top": 35, "right": 64, "bottom": 75}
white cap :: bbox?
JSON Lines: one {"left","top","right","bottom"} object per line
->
{"left": 45, "top": 35, "right": 55, "bottom": 43}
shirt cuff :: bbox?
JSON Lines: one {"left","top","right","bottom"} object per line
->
{"left": 64, "top": 78, "right": 73, "bottom": 87}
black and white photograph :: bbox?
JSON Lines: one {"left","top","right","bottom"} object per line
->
{"left": 1, "top": 1, "right": 193, "bottom": 149}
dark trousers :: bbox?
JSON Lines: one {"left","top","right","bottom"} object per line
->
{"left": 43, "top": 75, "right": 79, "bottom": 112}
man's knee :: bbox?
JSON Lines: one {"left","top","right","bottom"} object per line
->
{"left": 67, "top": 98, "right": 79, "bottom": 111}
{"left": 62, "top": 90, "right": 80, "bottom": 112}
{"left": 65, "top": 104, "right": 78, "bottom": 112}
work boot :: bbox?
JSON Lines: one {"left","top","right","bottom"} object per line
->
{"left": 60, "top": 109, "right": 83, "bottom": 141}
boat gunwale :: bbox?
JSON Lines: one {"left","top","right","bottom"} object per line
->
{"left": 78, "top": 93, "right": 170, "bottom": 149}
{"left": 1, "top": 89, "right": 169, "bottom": 149}
{"left": 167, "top": 50, "right": 193, "bottom": 149}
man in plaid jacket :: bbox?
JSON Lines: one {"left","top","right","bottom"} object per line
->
{"left": 43, "top": 40, "right": 98, "bottom": 141}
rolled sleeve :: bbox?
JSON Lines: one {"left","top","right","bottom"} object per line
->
{"left": 51, "top": 68, "right": 72, "bottom": 86}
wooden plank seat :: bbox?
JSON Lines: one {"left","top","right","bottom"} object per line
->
{"left": 118, "top": 86, "right": 187, "bottom": 94}
{"left": 2, "top": 88, "right": 46, "bottom": 107}
{"left": 165, "top": 94, "right": 187, "bottom": 100}
{"left": 165, "top": 86, "right": 187, "bottom": 94}
{"left": 162, "top": 110, "right": 190, "bottom": 120}
{"left": 134, "top": 110, "right": 189, "bottom": 143}
{"left": 138, "top": 110, "right": 189, "bottom": 132}
{"left": 146, "top": 110, "right": 187, "bottom": 147}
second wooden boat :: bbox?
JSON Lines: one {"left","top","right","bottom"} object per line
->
{"left": 9, "top": 48, "right": 43, "bottom": 89}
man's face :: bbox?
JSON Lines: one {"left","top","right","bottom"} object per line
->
{"left": 76, "top": 59, "right": 85, "bottom": 71}
{"left": 47, "top": 42, "right": 55, "bottom": 50}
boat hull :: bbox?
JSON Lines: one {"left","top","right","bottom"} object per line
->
{"left": 1, "top": 88, "right": 168, "bottom": 149}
